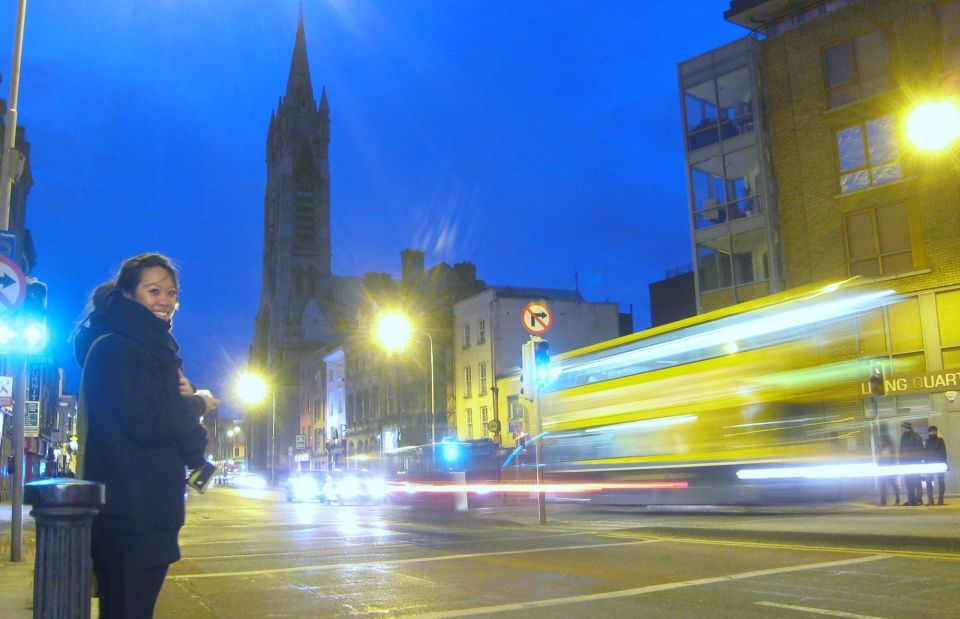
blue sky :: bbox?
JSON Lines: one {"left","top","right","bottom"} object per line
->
{"left": 0, "top": 1, "right": 744, "bottom": 418}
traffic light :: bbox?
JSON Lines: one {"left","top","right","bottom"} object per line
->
{"left": 440, "top": 439, "right": 462, "bottom": 466}
{"left": 869, "top": 364, "right": 885, "bottom": 396}
{"left": 0, "top": 278, "right": 47, "bottom": 353}
{"left": 21, "top": 279, "right": 48, "bottom": 352}
{"left": 534, "top": 340, "right": 550, "bottom": 385}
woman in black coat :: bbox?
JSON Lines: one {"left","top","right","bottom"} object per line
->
{"left": 75, "top": 253, "right": 219, "bottom": 618}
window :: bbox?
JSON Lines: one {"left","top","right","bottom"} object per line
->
{"left": 463, "top": 366, "right": 472, "bottom": 398}
{"left": 479, "top": 362, "right": 488, "bottom": 395}
{"left": 939, "top": 1, "right": 960, "bottom": 73}
{"left": 480, "top": 406, "right": 489, "bottom": 433}
{"left": 836, "top": 116, "right": 901, "bottom": 193}
{"left": 937, "top": 290, "right": 960, "bottom": 369}
{"left": 478, "top": 318, "right": 486, "bottom": 344}
{"left": 823, "top": 30, "right": 891, "bottom": 108}
{"left": 691, "top": 148, "right": 762, "bottom": 228}
{"left": 697, "top": 241, "right": 732, "bottom": 292}
{"left": 465, "top": 408, "right": 473, "bottom": 439}
{"left": 845, "top": 203, "right": 912, "bottom": 277}
{"left": 462, "top": 323, "right": 471, "bottom": 348}
{"left": 684, "top": 67, "right": 754, "bottom": 151}
{"left": 508, "top": 396, "right": 525, "bottom": 420}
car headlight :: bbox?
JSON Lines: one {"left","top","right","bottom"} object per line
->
{"left": 339, "top": 476, "right": 360, "bottom": 498}
{"left": 292, "top": 477, "right": 318, "bottom": 499}
{"left": 367, "top": 477, "right": 388, "bottom": 499}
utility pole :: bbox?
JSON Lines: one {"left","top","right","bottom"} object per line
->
{"left": 1, "top": 0, "right": 28, "bottom": 563}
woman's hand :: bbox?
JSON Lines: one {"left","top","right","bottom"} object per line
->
{"left": 178, "top": 369, "right": 196, "bottom": 396}
{"left": 194, "top": 389, "right": 220, "bottom": 413}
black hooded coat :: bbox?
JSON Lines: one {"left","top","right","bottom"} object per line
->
{"left": 75, "top": 291, "right": 207, "bottom": 570}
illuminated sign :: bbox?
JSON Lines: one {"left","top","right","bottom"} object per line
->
{"left": 860, "top": 369, "right": 960, "bottom": 396}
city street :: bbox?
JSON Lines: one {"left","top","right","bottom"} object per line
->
{"left": 145, "top": 487, "right": 960, "bottom": 618}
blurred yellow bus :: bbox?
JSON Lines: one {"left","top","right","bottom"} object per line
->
{"left": 531, "top": 280, "right": 898, "bottom": 505}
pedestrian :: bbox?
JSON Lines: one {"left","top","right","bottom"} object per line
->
{"left": 923, "top": 425, "right": 948, "bottom": 506}
{"left": 74, "top": 253, "right": 220, "bottom": 618}
{"left": 898, "top": 421, "right": 924, "bottom": 506}
{"left": 877, "top": 434, "right": 899, "bottom": 506}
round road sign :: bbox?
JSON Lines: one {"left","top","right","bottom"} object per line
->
{"left": 521, "top": 301, "right": 553, "bottom": 335}
{"left": 0, "top": 255, "right": 26, "bottom": 312}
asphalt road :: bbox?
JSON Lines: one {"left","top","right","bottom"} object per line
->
{"left": 156, "top": 487, "right": 960, "bottom": 618}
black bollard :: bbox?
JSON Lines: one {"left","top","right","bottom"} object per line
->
{"left": 24, "top": 479, "right": 106, "bottom": 619}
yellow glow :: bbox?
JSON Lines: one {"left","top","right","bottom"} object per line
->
{"left": 376, "top": 310, "right": 413, "bottom": 352}
{"left": 234, "top": 371, "right": 269, "bottom": 405}
{"left": 906, "top": 100, "right": 960, "bottom": 151}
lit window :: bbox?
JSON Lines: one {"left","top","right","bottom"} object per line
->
{"left": 939, "top": 1, "right": 960, "bottom": 73}
{"left": 845, "top": 203, "right": 913, "bottom": 277}
{"left": 836, "top": 116, "right": 901, "bottom": 193}
{"left": 823, "top": 30, "right": 891, "bottom": 108}
{"left": 463, "top": 366, "right": 472, "bottom": 398}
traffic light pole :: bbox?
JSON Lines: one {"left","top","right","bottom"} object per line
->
{"left": 534, "top": 387, "right": 546, "bottom": 525}
{"left": 10, "top": 354, "right": 26, "bottom": 561}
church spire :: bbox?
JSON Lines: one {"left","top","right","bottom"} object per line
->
{"left": 284, "top": 13, "right": 315, "bottom": 108}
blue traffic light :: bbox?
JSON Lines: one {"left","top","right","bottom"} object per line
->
{"left": 442, "top": 442, "right": 461, "bottom": 465}
{"left": 534, "top": 340, "right": 551, "bottom": 385}
{"left": 0, "top": 279, "right": 48, "bottom": 354}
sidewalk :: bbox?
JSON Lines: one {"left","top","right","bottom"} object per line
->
{"left": 2, "top": 494, "right": 958, "bottom": 618}
{"left": 0, "top": 501, "right": 35, "bottom": 619}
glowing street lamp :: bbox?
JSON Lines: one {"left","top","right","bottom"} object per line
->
{"left": 234, "top": 371, "right": 277, "bottom": 486}
{"left": 375, "top": 310, "right": 436, "bottom": 445}
{"left": 906, "top": 100, "right": 960, "bottom": 152}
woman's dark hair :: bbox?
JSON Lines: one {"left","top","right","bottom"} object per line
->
{"left": 79, "top": 253, "right": 179, "bottom": 324}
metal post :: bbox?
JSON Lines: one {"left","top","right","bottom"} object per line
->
{"left": 10, "top": 354, "right": 26, "bottom": 561}
{"left": 270, "top": 391, "right": 276, "bottom": 487}
{"left": 425, "top": 332, "right": 435, "bottom": 445}
{"left": 0, "top": 0, "right": 27, "bottom": 229}
{"left": 24, "top": 479, "right": 105, "bottom": 619}
{"left": 534, "top": 388, "right": 546, "bottom": 525}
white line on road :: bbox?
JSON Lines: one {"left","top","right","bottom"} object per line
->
{"left": 391, "top": 554, "right": 891, "bottom": 619}
{"left": 167, "top": 539, "right": 661, "bottom": 580}
{"left": 756, "top": 600, "right": 887, "bottom": 618}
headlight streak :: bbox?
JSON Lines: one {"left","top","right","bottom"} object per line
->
{"left": 583, "top": 414, "right": 698, "bottom": 434}
{"left": 550, "top": 289, "right": 896, "bottom": 387}
{"left": 737, "top": 462, "right": 948, "bottom": 480}
{"left": 394, "top": 481, "right": 688, "bottom": 494}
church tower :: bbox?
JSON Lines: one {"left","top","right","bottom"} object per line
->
{"left": 250, "top": 14, "right": 335, "bottom": 472}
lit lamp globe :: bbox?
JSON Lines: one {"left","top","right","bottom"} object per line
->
{"left": 376, "top": 311, "right": 413, "bottom": 352}
{"left": 906, "top": 100, "right": 960, "bottom": 151}
{"left": 234, "top": 371, "right": 268, "bottom": 405}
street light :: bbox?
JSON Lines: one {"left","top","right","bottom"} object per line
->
{"left": 375, "top": 310, "right": 436, "bottom": 445}
{"left": 234, "top": 371, "right": 277, "bottom": 487}
{"left": 906, "top": 99, "right": 960, "bottom": 152}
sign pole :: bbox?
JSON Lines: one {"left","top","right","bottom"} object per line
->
{"left": 10, "top": 354, "right": 26, "bottom": 561}
{"left": 534, "top": 380, "right": 546, "bottom": 525}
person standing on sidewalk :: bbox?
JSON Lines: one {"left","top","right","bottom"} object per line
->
{"left": 899, "top": 421, "right": 925, "bottom": 506}
{"left": 877, "top": 434, "right": 900, "bottom": 506}
{"left": 923, "top": 425, "right": 948, "bottom": 506}
{"left": 75, "top": 253, "right": 220, "bottom": 618}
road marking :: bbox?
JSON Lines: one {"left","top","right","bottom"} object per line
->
{"left": 167, "top": 539, "right": 660, "bottom": 581}
{"left": 602, "top": 531, "right": 960, "bottom": 561}
{"left": 756, "top": 601, "right": 886, "bottom": 618}
{"left": 391, "top": 555, "right": 890, "bottom": 619}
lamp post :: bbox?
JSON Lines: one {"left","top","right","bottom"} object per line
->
{"left": 906, "top": 99, "right": 960, "bottom": 152}
{"left": 234, "top": 371, "right": 277, "bottom": 487}
{"left": 376, "top": 310, "right": 436, "bottom": 445}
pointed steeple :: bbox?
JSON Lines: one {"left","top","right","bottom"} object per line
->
{"left": 284, "top": 14, "right": 315, "bottom": 109}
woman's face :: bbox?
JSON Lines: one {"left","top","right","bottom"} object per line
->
{"left": 127, "top": 266, "right": 178, "bottom": 321}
